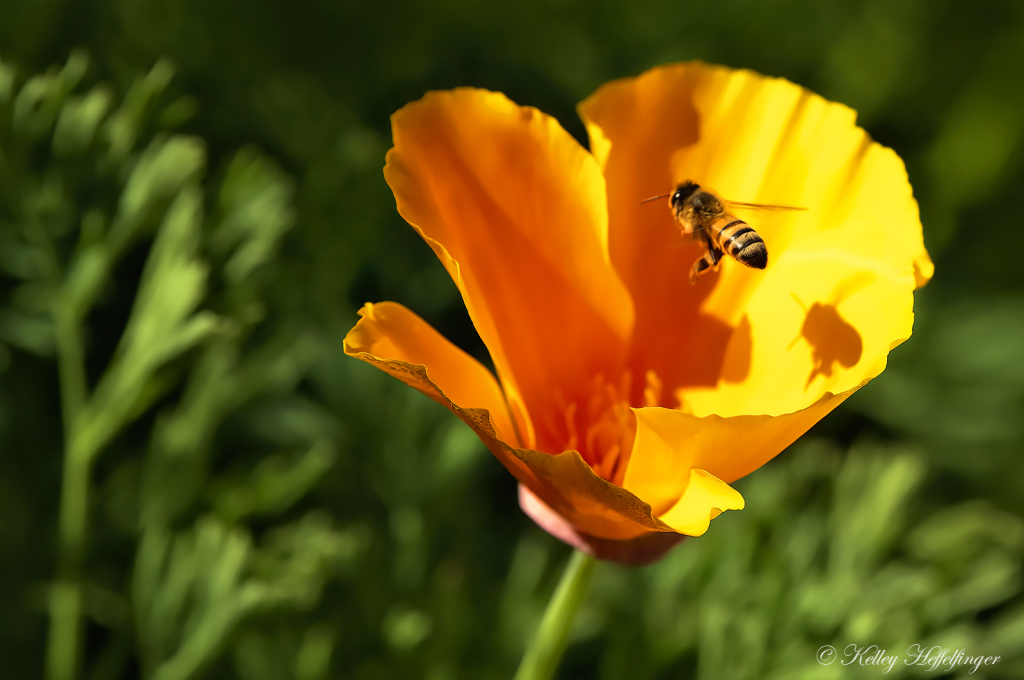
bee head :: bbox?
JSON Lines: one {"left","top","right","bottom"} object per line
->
{"left": 670, "top": 181, "right": 700, "bottom": 210}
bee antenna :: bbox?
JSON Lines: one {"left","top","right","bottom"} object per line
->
{"left": 640, "top": 193, "right": 671, "bottom": 205}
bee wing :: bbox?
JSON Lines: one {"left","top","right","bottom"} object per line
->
{"left": 724, "top": 200, "right": 808, "bottom": 212}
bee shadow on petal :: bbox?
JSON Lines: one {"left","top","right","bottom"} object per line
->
{"left": 790, "top": 273, "right": 872, "bottom": 388}
{"left": 791, "top": 300, "right": 863, "bottom": 388}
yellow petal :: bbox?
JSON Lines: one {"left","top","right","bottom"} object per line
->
{"left": 624, "top": 393, "right": 850, "bottom": 518}
{"left": 385, "top": 88, "right": 635, "bottom": 451}
{"left": 345, "top": 301, "right": 673, "bottom": 542}
{"left": 685, "top": 237, "right": 908, "bottom": 417}
{"left": 658, "top": 469, "right": 745, "bottom": 537}
{"left": 579, "top": 62, "right": 932, "bottom": 417}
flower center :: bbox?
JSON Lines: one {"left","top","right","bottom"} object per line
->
{"left": 557, "top": 370, "right": 663, "bottom": 485}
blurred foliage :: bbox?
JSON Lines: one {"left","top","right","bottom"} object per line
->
{"left": 0, "top": 0, "right": 1022, "bottom": 679}
{"left": 588, "top": 442, "right": 1024, "bottom": 679}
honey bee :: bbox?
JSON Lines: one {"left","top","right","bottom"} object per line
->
{"left": 643, "top": 180, "right": 806, "bottom": 283}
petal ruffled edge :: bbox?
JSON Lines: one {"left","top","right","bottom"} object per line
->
{"left": 344, "top": 301, "right": 519, "bottom": 444}
{"left": 657, "top": 470, "right": 744, "bottom": 536}
{"left": 344, "top": 302, "right": 678, "bottom": 545}
{"left": 623, "top": 388, "right": 854, "bottom": 523}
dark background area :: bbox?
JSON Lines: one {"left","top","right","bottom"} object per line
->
{"left": 1, "top": 1, "right": 1023, "bottom": 678}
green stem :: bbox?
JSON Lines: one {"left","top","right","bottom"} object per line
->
{"left": 514, "top": 550, "right": 596, "bottom": 680}
{"left": 46, "top": 451, "right": 90, "bottom": 680}
{"left": 46, "top": 304, "right": 92, "bottom": 680}
{"left": 54, "top": 306, "right": 87, "bottom": 428}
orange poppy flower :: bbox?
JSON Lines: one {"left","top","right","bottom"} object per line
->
{"left": 345, "top": 62, "right": 932, "bottom": 564}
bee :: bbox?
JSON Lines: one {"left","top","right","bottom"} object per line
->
{"left": 643, "top": 180, "right": 805, "bottom": 283}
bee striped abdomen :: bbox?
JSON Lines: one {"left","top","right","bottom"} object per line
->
{"left": 712, "top": 218, "right": 768, "bottom": 269}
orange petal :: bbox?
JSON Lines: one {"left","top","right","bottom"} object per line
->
{"left": 385, "top": 88, "right": 634, "bottom": 451}
{"left": 345, "top": 302, "right": 673, "bottom": 543}
{"left": 623, "top": 391, "right": 851, "bottom": 520}
{"left": 343, "top": 301, "right": 518, "bottom": 443}
{"left": 579, "top": 62, "right": 932, "bottom": 416}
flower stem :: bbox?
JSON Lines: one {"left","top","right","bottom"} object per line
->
{"left": 46, "top": 452, "right": 90, "bottom": 680}
{"left": 513, "top": 550, "right": 596, "bottom": 680}
{"left": 45, "top": 305, "right": 92, "bottom": 680}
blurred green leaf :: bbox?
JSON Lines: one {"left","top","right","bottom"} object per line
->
{"left": 215, "top": 442, "right": 337, "bottom": 522}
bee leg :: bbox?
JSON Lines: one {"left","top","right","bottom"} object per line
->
{"left": 707, "top": 242, "right": 721, "bottom": 266}
{"left": 689, "top": 252, "right": 716, "bottom": 283}
{"left": 689, "top": 244, "right": 723, "bottom": 284}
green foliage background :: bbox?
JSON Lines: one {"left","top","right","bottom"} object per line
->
{"left": 1, "top": 1, "right": 1023, "bottom": 678}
